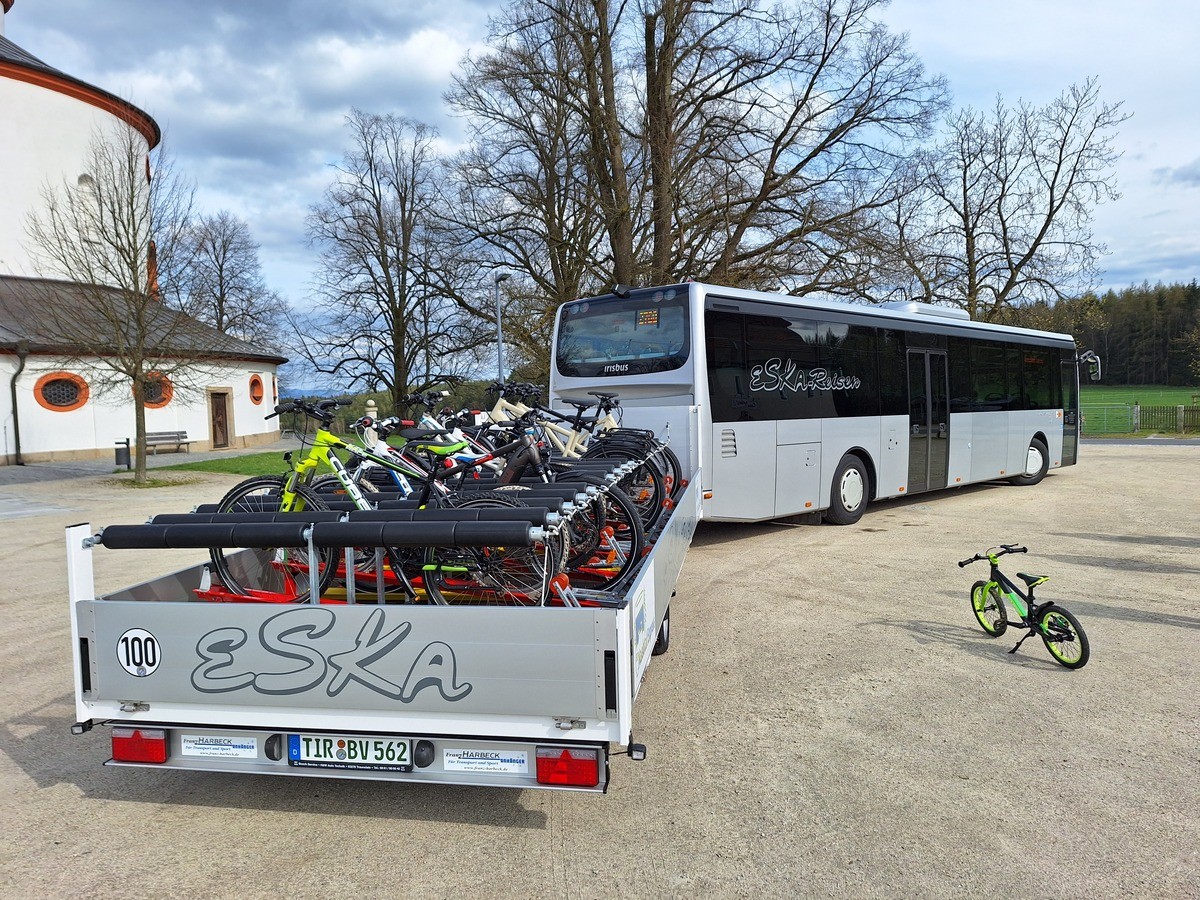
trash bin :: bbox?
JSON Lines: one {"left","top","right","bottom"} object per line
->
{"left": 114, "top": 438, "right": 131, "bottom": 470}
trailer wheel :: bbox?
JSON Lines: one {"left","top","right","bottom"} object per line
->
{"left": 652, "top": 608, "right": 670, "bottom": 656}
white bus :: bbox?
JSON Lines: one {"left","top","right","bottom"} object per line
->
{"left": 549, "top": 281, "right": 1092, "bottom": 524}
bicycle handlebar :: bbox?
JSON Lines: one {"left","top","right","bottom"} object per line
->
{"left": 957, "top": 544, "right": 1028, "bottom": 567}
{"left": 269, "top": 397, "right": 349, "bottom": 423}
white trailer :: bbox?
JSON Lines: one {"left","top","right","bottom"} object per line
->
{"left": 66, "top": 478, "right": 699, "bottom": 793}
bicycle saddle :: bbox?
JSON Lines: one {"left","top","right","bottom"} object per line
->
{"left": 588, "top": 391, "right": 619, "bottom": 402}
{"left": 1017, "top": 572, "right": 1049, "bottom": 588}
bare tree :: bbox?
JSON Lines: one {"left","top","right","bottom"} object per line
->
{"left": 900, "top": 78, "right": 1128, "bottom": 320}
{"left": 18, "top": 125, "right": 236, "bottom": 483}
{"left": 447, "top": 0, "right": 947, "bottom": 366}
{"left": 176, "top": 210, "right": 289, "bottom": 347}
{"left": 300, "top": 110, "right": 491, "bottom": 413}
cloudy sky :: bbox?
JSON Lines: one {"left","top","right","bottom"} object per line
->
{"left": 7, "top": 0, "right": 1199, "bottom": 304}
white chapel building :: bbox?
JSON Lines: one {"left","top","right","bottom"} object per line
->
{"left": 0, "top": 0, "right": 285, "bottom": 464}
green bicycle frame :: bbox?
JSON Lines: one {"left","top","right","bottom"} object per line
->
{"left": 281, "top": 426, "right": 427, "bottom": 510}
{"left": 984, "top": 552, "right": 1050, "bottom": 627}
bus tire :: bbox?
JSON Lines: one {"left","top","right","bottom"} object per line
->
{"left": 825, "top": 454, "right": 869, "bottom": 525}
{"left": 1009, "top": 438, "right": 1049, "bottom": 486}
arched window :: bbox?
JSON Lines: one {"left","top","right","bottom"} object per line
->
{"left": 34, "top": 372, "right": 90, "bottom": 412}
{"left": 249, "top": 374, "right": 264, "bottom": 405}
{"left": 138, "top": 372, "right": 174, "bottom": 409}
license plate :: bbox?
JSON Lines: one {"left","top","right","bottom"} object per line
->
{"left": 287, "top": 734, "right": 412, "bottom": 772}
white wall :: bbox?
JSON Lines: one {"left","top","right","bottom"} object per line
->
{"left": 0, "top": 353, "right": 281, "bottom": 461}
{"left": 0, "top": 76, "right": 144, "bottom": 280}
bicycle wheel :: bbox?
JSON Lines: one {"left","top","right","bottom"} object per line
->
{"left": 567, "top": 478, "right": 645, "bottom": 591}
{"left": 582, "top": 446, "right": 666, "bottom": 530}
{"left": 654, "top": 444, "right": 684, "bottom": 497}
{"left": 1038, "top": 604, "right": 1090, "bottom": 669}
{"left": 310, "top": 472, "right": 367, "bottom": 497}
{"left": 208, "top": 476, "right": 337, "bottom": 602}
{"left": 970, "top": 581, "right": 1008, "bottom": 636}
{"left": 422, "top": 492, "right": 563, "bottom": 606}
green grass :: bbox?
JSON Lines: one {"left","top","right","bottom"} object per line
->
{"left": 1081, "top": 385, "right": 1200, "bottom": 406}
{"left": 158, "top": 452, "right": 293, "bottom": 477}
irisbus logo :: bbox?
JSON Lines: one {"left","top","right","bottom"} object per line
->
{"left": 603, "top": 363, "right": 630, "bottom": 374}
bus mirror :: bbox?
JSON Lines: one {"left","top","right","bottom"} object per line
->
{"left": 1079, "top": 350, "right": 1102, "bottom": 382}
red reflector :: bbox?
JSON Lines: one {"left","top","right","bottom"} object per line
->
{"left": 535, "top": 747, "right": 599, "bottom": 787}
{"left": 111, "top": 727, "right": 168, "bottom": 763}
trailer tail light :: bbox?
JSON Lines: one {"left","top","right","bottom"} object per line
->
{"left": 535, "top": 747, "right": 599, "bottom": 787}
{"left": 111, "top": 727, "right": 168, "bottom": 763}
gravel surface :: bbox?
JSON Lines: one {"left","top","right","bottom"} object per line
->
{"left": 1, "top": 444, "right": 1196, "bottom": 898}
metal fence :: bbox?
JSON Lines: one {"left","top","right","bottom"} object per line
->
{"left": 1081, "top": 404, "right": 1200, "bottom": 434}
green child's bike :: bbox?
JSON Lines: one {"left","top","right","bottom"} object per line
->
{"left": 958, "top": 545, "right": 1090, "bottom": 669}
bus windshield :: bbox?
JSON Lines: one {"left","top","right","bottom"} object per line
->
{"left": 555, "top": 287, "right": 690, "bottom": 378}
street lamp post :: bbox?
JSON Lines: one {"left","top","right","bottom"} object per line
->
{"left": 493, "top": 271, "right": 511, "bottom": 382}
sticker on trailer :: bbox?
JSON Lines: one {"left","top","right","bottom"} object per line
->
{"left": 116, "top": 628, "right": 161, "bottom": 677}
{"left": 443, "top": 749, "right": 529, "bottom": 775}
{"left": 181, "top": 735, "right": 258, "bottom": 759}
{"left": 632, "top": 585, "right": 655, "bottom": 679}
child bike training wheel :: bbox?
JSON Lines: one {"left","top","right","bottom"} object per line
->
{"left": 970, "top": 581, "right": 1008, "bottom": 636}
{"left": 1038, "top": 604, "right": 1090, "bottom": 669}
{"left": 208, "top": 476, "right": 338, "bottom": 602}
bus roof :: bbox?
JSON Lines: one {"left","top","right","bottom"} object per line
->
{"left": 573, "top": 281, "right": 1076, "bottom": 347}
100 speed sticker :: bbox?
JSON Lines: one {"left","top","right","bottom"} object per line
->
{"left": 116, "top": 628, "right": 160, "bottom": 676}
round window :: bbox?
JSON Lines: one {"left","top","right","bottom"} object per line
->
{"left": 249, "top": 374, "right": 264, "bottom": 405}
{"left": 34, "top": 372, "right": 90, "bottom": 412}
{"left": 138, "top": 372, "right": 174, "bottom": 409}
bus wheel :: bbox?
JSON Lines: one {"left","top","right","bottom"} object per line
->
{"left": 1009, "top": 438, "right": 1049, "bottom": 486}
{"left": 825, "top": 454, "right": 868, "bottom": 525}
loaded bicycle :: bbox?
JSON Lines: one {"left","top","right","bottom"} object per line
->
{"left": 209, "top": 399, "right": 562, "bottom": 606}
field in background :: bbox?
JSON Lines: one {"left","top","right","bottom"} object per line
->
{"left": 1081, "top": 384, "right": 1200, "bottom": 435}
{"left": 1081, "top": 385, "right": 1199, "bottom": 405}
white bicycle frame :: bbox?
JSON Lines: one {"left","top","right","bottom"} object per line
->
{"left": 487, "top": 396, "right": 619, "bottom": 459}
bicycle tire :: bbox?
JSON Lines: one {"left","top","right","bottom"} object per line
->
{"left": 971, "top": 581, "right": 1008, "bottom": 636}
{"left": 310, "top": 471, "right": 382, "bottom": 498}
{"left": 567, "top": 477, "right": 646, "bottom": 591}
{"left": 1038, "top": 604, "right": 1090, "bottom": 669}
{"left": 581, "top": 446, "right": 666, "bottom": 530}
{"left": 208, "top": 476, "right": 337, "bottom": 602}
{"left": 422, "top": 491, "right": 563, "bottom": 606}
{"left": 654, "top": 444, "right": 684, "bottom": 497}
{"left": 564, "top": 494, "right": 606, "bottom": 570}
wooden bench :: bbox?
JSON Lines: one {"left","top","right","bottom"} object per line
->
{"left": 145, "top": 431, "right": 192, "bottom": 454}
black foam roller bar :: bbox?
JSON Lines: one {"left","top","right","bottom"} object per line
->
{"left": 151, "top": 511, "right": 343, "bottom": 525}
{"left": 348, "top": 508, "right": 549, "bottom": 525}
{"left": 229, "top": 523, "right": 311, "bottom": 547}
{"left": 449, "top": 521, "right": 536, "bottom": 545}
{"left": 310, "top": 521, "right": 460, "bottom": 547}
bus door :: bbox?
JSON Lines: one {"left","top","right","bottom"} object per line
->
{"left": 907, "top": 350, "right": 949, "bottom": 493}
{"left": 1061, "top": 359, "right": 1079, "bottom": 465}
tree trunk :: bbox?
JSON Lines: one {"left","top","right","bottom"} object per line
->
{"left": 644, "top": 4, "right": 678, "bottom": 283}
{"left": 133, "top": 377, "right": 148, "bottom": 484}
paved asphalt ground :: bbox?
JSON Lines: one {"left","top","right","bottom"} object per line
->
{"left": 0, "top": 443, "right": 1196, "bottom": 898}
